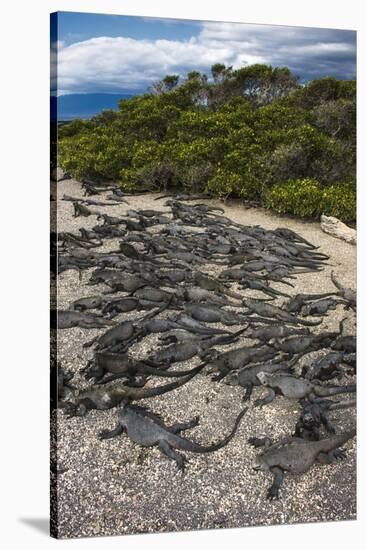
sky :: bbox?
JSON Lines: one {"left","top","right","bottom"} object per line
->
{"left": 51, "top": 11, "right": 356, "bottom": 96}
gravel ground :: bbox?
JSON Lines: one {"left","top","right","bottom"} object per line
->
{"left": 52, "top": 179, "right": 356, "bottom": 539}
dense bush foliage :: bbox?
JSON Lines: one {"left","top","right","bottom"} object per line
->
{"left": 59, "top": 65, "right": 356, "bottom": 222}
{"left": 264, "top": 179, "right": 356, "bottom": 223}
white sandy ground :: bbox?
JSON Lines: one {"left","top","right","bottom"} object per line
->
{"left": 51, "top": 179, "right": 356, "bottom": 539}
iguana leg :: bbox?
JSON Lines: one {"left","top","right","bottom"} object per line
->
{"left": 169, "top": 416, "right": 200, "bottom": 434}
{"left": 320, "top": 412, "right": 336, "bottom": 434}
{"left": 254, "top": 388, "right": 276, "bottom": 408}
{"left": 95, "top": 373, "right": 129, "bottom": 385}
{"left": 267, "top": 467, "right": 284, "bottom": 500}
{"left": 98, "top": 424, "right": 124, "bottom": 440}
{"left": 158, "top": 440, "right": 186, "bottom": 471}
{"left": 125, "top": 375, "right": 147, "bottom": 388}
{"left": 83, "top": 335, "right": 98, "bottom": 348}
{"left": 64, "top": 403, "right": 88, "bottom": 417}
{"left": 211, "top": 368, "right": 229, "bottom": 382}
{"left": 313, "top": 384, "right": 356, "bottom": 398}
{"left": 317, "top": 449, "right": 346, "bottom": 464}
{"left": 242, "top": 383, "right": 253, "bottom": 402}
{"left": 248, "top": 437, "right": 272, "bottom": 448}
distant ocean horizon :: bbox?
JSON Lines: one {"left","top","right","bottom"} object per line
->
{"left": 54, "top": 92, "right": 137, "bottom": 121}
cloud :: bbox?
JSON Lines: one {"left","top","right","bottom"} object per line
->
{"left": 56, "top": 21, "right": 356, "bottom": 94}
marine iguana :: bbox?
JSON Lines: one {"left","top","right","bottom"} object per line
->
{"left": 155, "top": 193, "right": 211, "bottom": 201}
{"left": 70, "top": 295, "right": 106, "bottom": 312}
{"left": 219, "top": 267, "right": 294, "bottom": 287}
{"left": 101, "top": 297, "right": 141, "bottom": 318}
{"left": 331, "top": 334, "right": 356, "bottom": 353}
{"left": 158, "top": 329, "right": 212, "bottom": 344}
{"left": 91, "top": 224, "right": 125, "bottom": 238}
{"left": 184, "top": 304, "right": 248, "bottom": 326}
{"left": 271, "top": 330, "right": 339, "bottom": 356}
{"left": 285, "top": 292, "right": 337, "bottom": 314}
{"left": 133, "top": 288, "right": 177, "bottom": 308}
{"left": 55, "top": 310, "right": 115, "bottom": 330}
{"left": 243, "top": 298, "right": 322, "bottom": 327}
{"left": 255, "top": 371, "right": 356, "bottom": 408}
{"left": 113, "top": 243, "right": 171, "bottom": 267}
{"left": 73, "top": 202, "right": 99, "bottom": 218}
{"left": 63, "top": 363, "right": 205, "bottom": 417}
{"left": 272, "top": 227, "right": 319, "bottom": 250}
{"left": 193, "top": 272, "right": 243, "bottom": 300}
{"left": 99, "top": 404, "right": 248, "bottom": 471}
{"left": 172, "top": 314, "right": 233, "bottom": 335}
{"left": 250, "top": 429, "right": 356, "bottom": 499}
{"left": 204, "top": 345, "right": 278, "bottom": 381}
{"left": 343, "top": 352, "right": 356, "bottom": 371}
{"left": 84, "top": 351, "right": 209, "bottom": 384}
{"left": 78, "top": 228, "right": 104, "bottom": 244}
{"left": 89, "top": 271, "right": 150, "bottom": 293}
{"left": 97, "top": 213, "right": 125, "bottom": 226}
{"left": 301, "top": 297, "right": 344, "bottom": 316}
{"left": 264, "top": 266, "right": 296, "bottom": 284}
{"left": 239, "top": 279, "right": 291, "bottom": 299}
{"left": 58, "top": 231, "right": 102, "bottom": 249}
{"left": 145, "top": 330, "right": 245, "bottom": 366}
{"left": 83, "top": 320, "right": 138, "bottom": 350}
{"left": 331, "top": 271, "right": 356, "bottom": 310}
{"left": 62, "top": 194, "right": 120, "bottom": 206}
{"left": 159, "top": 269, "right": 192, "bottom": 285}
{"left": 301, "top": 351, "right": 345, "bottom": 381}
{"left": 294, "top": 398, "right": 356, "bottom": 441}
{"left": 180, "top": 287, "right": 241, "bottom": 307}
{"left": 225, "top": 359, "right": 293, "bottom": 401}
{"left": 246, "top": 325, "right": 310, "bottom": 342}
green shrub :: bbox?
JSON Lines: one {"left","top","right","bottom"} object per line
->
{"left": 57, "top": 65, "right": 355, "bottom": 221}
{"left": 264, "top": 178, "right": 323, "bottom": 218}
{"left": 321, "top": 183, "right": 356, "bottom": 223}
{"left": 206, "top": 168, "right": 243, "bottom": 199}
{"left": 264, "top": 178, "right": 356, "bottom": 223}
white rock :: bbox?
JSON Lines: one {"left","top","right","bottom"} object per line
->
{"left": 320, "top": 214, "right": 356, "bottom": 245}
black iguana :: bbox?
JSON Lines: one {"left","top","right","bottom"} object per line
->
{"left": 255, "top": 372, "right": 356, "bottom": 408}
{"left": 294, "top": 398, "right": 356, "bottom": 441}
{"left": 99, "top": 403, "right": 248, "bottom": 471}
{"left": 63, "top": 363, "right": 204, "bottom": 417}
{"left": 249, "top": 429, "right": 356, "bottom": 500}
{"left": 331, "top": 271, "right": 356, "bottom": 310}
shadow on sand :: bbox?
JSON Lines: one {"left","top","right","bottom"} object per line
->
{"left": 18, "top": 518, "right": 49, "bottom": 536}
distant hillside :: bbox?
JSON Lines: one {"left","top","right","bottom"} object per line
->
{"left": 56, "top": 93, "right": 135, "bottom": 120}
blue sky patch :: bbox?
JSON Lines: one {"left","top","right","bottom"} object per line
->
{"left": 53, "top": 12, "right": 356, "bottom": 96}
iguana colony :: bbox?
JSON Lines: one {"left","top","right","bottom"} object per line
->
{"left": 54, "top": 183, "right": 356, "bottom": 502}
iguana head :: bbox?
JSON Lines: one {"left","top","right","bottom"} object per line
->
{"left": 256, "top": 371, "right": 270, "bottom": 385}
{"left": 62, "top": 391, "right": 88, "bottom": 417}
{"left": 253, "top": 455, "right": 270, "bottom": 472}
{"left": 301, "top": 410, "right": 317, "bottom": 429}
{"left": 202, "top": 348, "right": 219, "bottom": 362}
{"left": 224, "top": 372, "right": 239, "bottom": 386}
{"left": 84, "top": 362, "right": 104, "bottom": 381}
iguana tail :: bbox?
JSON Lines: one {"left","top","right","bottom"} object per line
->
{"left": 129, "top": 363, "right": 205, "bottom": 399}
{"left": 173, "top": 407, "right": 248, "bottom": 453}
{"left": 315, "top": 428, "right": 356, "bottom": 454}
{"left": 331, "top": 270, "right": 344, "bottom": 293}
{"left": 291, "top": 316, "right": 323, "bottom": 327}
{"left": 138, "top": 362, "right": 208, "bottom": 378}
{"left": 328, "top": 399, "right": 356, "bottom": 411}
{"left": 314, "top": 383, "right": 356, "bottom": 397}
